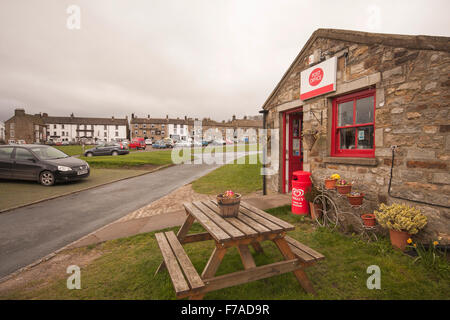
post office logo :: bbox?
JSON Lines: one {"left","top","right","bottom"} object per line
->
{"left": 309, "top": 68, "right": 323, "bottom": 86}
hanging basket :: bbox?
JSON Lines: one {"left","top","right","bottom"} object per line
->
{"left": 217, "top": 193, "right": 241, "bottom": 218}
{"left": 302, "top": 133, "right": 317, "bottom": 151}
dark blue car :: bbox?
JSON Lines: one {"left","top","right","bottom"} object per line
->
{"left": 152, "top": 140, "right": 167, "bottom": 149}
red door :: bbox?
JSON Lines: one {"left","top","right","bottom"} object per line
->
{"left": 288, "top": 113, "right": 303, "bottom": 191}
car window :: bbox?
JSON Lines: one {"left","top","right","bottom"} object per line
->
{"left": 15, "top": 148, "right": 35, "bottom": 161}
{"left": 0, "top": 147, "right": 14, "bottom": 160}
{"left": 30, "top": 146, "right": 69, "bottom": 160}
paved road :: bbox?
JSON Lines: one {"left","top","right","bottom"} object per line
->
{"left": 0, "top": 163, "right": 222, "bottom": 278}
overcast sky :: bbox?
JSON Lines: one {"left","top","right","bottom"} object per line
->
{"left": 0, "top": 0, "right": 449, "bottom": 122}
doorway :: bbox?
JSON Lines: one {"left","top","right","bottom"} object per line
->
{"left": 282, "top": 110, "right": 303, "bottom": 192}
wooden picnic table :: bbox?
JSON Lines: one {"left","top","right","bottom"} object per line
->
{"left": 155, "top": 199, "right": 324, "bottom": 299}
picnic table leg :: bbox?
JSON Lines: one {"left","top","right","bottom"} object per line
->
{"left": 238, "top": 245, "right": 256, "bottom": 269}
{"left": 273, "top": 238, "right": 316, "bottom": 295}
{"left": 155, "top": 213, "right": 196, "bottom": 276}
{"left": 251, "top": 242, "right": 264, "bottom": 254}
{"left": 189, "top": 246, "right": 227, "bottom": 300}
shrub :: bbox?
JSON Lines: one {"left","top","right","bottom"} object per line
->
{"left": 374, "top": 203, "right": 427, "bottom": 235}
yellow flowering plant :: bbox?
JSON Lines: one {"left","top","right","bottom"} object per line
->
{"left": 406, "top": 237, "right": 448, "bottom": 272}
{"left": 330, "top": 174, "right": 340, "bottom": 180}
{"left": 374, "top": 203, "right": 427, "bottom": 234}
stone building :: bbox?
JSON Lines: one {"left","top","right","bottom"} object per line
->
{"left": 5, "top": 109, "right": 47, "bottom": 144}
{"left": 261, "top": 29, "right": 450, "bottom": 243}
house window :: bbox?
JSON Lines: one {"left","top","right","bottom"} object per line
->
{"left": 151, "top": 124, "right": 155, "bottom": 128}
{"left": 54, "top": 124, "right": 57, "bottom": 129}
{"left": 104, "top": 125, "right": 107, "bottom": 130}
{"left": 104, "top": 132, "right": 107, "bottom": 137}
{"left": 331, "top": 88, "right": 375, "bottom": 157}
{"left": 135, "top": 124, "right": 138, "bottom": 128}
{"left": 143, "top": 124, "right": 146, "bottom": 128}
{"left": 115, "top": 125, "right": 119, "bottom": 130}
{"left": 115, "top": 131, "right": 118, "bottom": 137}
{"left": 135, "top": 130, "right": 138, "bottom": 135}
{"left": 62, "top": 124, "right": 65, "bottom": 129}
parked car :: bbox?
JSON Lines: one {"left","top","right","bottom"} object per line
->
{"left": 152, "top": 140, "right": 167, "bottom": 149}
{"left": 192, "top": 140, "right": 202, "bottom": 147}
{"left": 202, "top": 140, "right": 211, "bottom": 147}
{"left": 129, "top": 138, "right": 146, "bottom": 150}
{"left": 84, "top": 143, "right": 129, "bottom": 157}
{"left": 211, "top": 139, "right": 226, "bottom": 146}
{"left": 0, "top": 144, "right": 90, "bottom": 186}
{"left": 145, "top": 139, "right": 153, "bottom": 145}
{"left": 162, "top": 137, "right": 175, "bottom": 148}
{"left": 174, "top": 141, "right": 191, "bottom": 148}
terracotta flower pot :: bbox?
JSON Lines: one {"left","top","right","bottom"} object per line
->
{"left": 324, "top": 179, "right": 337, "bottom": 189}
{"left": 309, "top": 202, "right": 322, "bottom": 220}
{"left": 361, "top": 213, "right": 376, "bottom": 227}
{"left": 347, "top": 193, "right": 364, "bottom": 206}
{"left": 336, "top": 184, "right": 352, "bottom": 195}
{"left": 389, "top": 229, "right": 411, "bottom": 251}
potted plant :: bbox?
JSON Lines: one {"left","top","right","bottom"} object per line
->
{"left": 217, "top": 190, "right": 241, "bottom": 218}
{"left": 324, "top": 173, "right": 340, "bottom": 189}
{"left": 304, "top": 185, "right": 321, "bottom": 220}
{"left": 374, "top": 203, "right": 428, "bottom": 251}
{"left": 335, "top": 179, "right": 352, "bottom": 195}
{"left": 347, "top": 191, "right": 364, "bottom": 206}
{"left": 361, "top": 213, "right": 376, "bottom": 227}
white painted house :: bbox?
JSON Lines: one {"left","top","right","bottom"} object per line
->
{"left": 42, "top": 113, "right": 129, "bottom": 143}
{"left": 0, "top": 121, "right": 5, "bottom": 142}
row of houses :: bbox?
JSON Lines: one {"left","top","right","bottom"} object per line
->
{"left": 1, "top": 109, "right": 262, "bottom": 144}
{"left": 130, "top": 114, "right": 262, "bottom": 142}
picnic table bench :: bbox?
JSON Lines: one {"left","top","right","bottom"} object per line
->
{"left": 155, "top": 200, "right": 324, "bottom": 299}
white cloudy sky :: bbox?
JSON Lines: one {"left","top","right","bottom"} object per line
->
{"left": 0, "top": 0, "right": 449, "bottom": 121}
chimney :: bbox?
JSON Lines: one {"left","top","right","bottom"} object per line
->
{"left": 15, "top": 108, "right": 25, "bottom": 116}
{"left": 112, "top": 116, "right": 114, "bottom": 120}
{"left": 184, "top": 115, "right": 187, "bottom": 120}
{"left": 132, "top": 113, "right": 135, "bottom": 119}
{"left": 244, "top": 115, "right": 247, "bottom": 120}
{"left": 147, "top": 114, "right": 150, "bottom": 118}
{"left": 232, "top": 115, "right": 236, "bottom": 121}
{"left": 71, "top": 113, "right": 74, "bottom": 118}
{"left": 166, "top": 114, "right": 169, "bottom": 119}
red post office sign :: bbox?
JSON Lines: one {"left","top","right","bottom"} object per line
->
{"left": 300, "top": 56, "right": 337, "bottom": 100}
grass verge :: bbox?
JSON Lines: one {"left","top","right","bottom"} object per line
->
{"left": 191, "top": 154, "right": 262, "bottom": 195}
{"left": 0, "top": 168, "right": 160, "bottom": 212}
{"left": 1, "top": 205, "right": 448, "bottom": 299}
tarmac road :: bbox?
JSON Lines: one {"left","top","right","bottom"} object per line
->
{"left": 0, "top": 162, "right": 221, "bottom": 279}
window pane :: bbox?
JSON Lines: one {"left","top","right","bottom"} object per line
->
{"left": 338, "top": 101, "right": 353, "bottom": 126}
{"left": 292, "top": 118, "right": 300, "bottom": 137}
{"left": 356, "top": 96, "right": 374, "bottom": 124}
{"left": 15, "top": 148, "right": 34, "bottom": 160}
{"left": 339, "top": 127, "right": 355, "bottom": 149}
{"left": 357, "top": 126, "right": 374, "bottom": 149}
{"left": 0, "top": 147, "right": 14, "bottom": 159}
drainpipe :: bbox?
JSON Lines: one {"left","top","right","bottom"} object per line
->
{"left": 259, "top": 109, "right": 268, "bottom": 195}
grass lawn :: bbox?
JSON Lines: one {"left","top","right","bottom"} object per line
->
{"left": 80, "top": 150, "right": 175, "bottom": 168}
{"left": 0, "top": 168, "right": 156, "bottom": 211}
{"left": 192, "top": 155, "right": 262, "bottom": 195}
{"left": 54, "top": 145, "right": 85, "bottom": 156}
{"left": 2, "top": 205, "right": 448, "bottom": 299}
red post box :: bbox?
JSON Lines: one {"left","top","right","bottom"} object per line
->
{"left": 291, "top": 171, "right": 312, "bottom": 215}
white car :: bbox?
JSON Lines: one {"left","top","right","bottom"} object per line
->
{"left": 174, "top": 141, "right": 191, "bottom": 148}
{"left": 145, "top": 139, "right": 152, "bottom": 145}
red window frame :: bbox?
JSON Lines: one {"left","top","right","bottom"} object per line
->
{"left": 331, "top": 88, "right": 376, "bottom": 157}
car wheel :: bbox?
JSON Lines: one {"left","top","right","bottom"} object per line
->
{"left": 112, "top": 151, "right": 119, "bottom": 156}
{"left": 39, "top": 171, "right": 55, "bottom": 186}
{"left": 86, "top": 152, "right": 93, "bottom": 157}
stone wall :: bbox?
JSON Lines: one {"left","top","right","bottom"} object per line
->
{"left": 265, "top": 36, "right": 450, "bottom": 243}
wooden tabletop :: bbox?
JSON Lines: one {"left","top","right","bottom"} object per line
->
{"left": 183, "top": 200, "right": 295, "bottom": 244}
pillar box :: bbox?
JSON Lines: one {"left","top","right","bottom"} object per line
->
{"left": 291, "top": 171, "right": 312, "bottom": 215}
